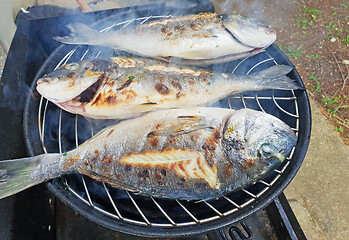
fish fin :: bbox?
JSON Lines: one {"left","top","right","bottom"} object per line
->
{"left": 54, "top": 23, "right": 99, "bottom": 45}
{"left": 249, "top": 65, "right": 303, "bottom": 90}
{"left": 0, "top": 154, "right": 61, "bottom": 199}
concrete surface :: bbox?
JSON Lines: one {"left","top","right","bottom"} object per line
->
{"left": 284, "top": 99, "right": 349, "bottom": 240}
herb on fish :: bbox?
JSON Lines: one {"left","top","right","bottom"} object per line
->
{"left": 63, "top": 153, "right": 67, "bottom": 156}
{"left": 129, "top": 76, "right": 135, "bottom": 80}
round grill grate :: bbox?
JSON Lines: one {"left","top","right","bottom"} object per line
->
{"left": 24, "top": 15, "right": 310, "bottom": 237}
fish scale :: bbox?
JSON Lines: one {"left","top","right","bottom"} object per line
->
{"left": 36, "top": 56, "right": 301, "bottom": 119}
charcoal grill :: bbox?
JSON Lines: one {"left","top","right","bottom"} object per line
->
{"left": 0, "top": 2, "right": 311, "bottom": 239}
{"left": 22, "top": 12, "right": 311, "bottom": 238}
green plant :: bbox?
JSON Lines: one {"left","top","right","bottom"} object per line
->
{"left": 309, "top": 72, "right": 321, "bottom": 93}
{"left": 342, "top": 34, "right": 349, "bottom": 44}
{"left": 341, "top": 3, "right": 348, "bottom": 8}
{"left": 278, "top": 45, "right": 305, "bottom": 60}
{"left": 322, "top": 93, "right": 340, "bottom": 107}
{"left": 310, "top": 54, "right": 319, "bottom": 59}
{"left": 334, "top": 126, "right": 343, "bottom": 132}
{"left": 296, "top": 15, "right": 308, "bottom": 29}
{"left": 302, "top": 7, "right": 320, "bottom": 20}
{"left": 322, "top": 87, "right": 349, "bottom": 115}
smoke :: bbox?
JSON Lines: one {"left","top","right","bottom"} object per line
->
{"left": 219, "top": 0, "right": 265, "bottom": 18}
{"left": 211, "top": 0, "right": 292, "bottom": 29}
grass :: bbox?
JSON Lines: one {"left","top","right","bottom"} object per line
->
{"left": 309, "top": 72, "right": 322, "bottom": 93}
{"left": 322, "top": 88, "right": 349, "bottom": 115}
{"left": 335, "top": 126, "right": 343, "bottom": 132}
{"left": 325, "top": 20, "right": 349, "bottom": 44}
{"left": 302, "top": 7, "right": 320, "bottom": 20}
{"left": 278, "top": 45, "right": 305, "bottom": 60}
{"left": 342, "top": 33, "right": 349, "bottom": 44}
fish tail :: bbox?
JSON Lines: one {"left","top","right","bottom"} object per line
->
{"left": 0, "top": 153, "right": 62, "bottom": 199}
{"left": 54, "top": 23, "right": 100, "bottom": 45}
{"left": 248, "top": 65, "right": 303, "bottom": 90}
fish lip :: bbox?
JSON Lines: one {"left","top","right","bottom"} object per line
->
{"left": 55, "top": 100, "right": 86, "bottom": 115}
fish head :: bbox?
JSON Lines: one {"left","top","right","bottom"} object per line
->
{"left": 36, "top": 60, "right": 113, "bottom": 103}
{"left": 221, "top": 14, "right": 276, "bottom": 49}
{"left": 223, "top": 109, "right": 296, "bottom": 178}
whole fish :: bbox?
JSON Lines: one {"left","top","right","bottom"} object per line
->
{"left": 36, "top": 56, "right": 300, "bottom": 119}
{"left": 54, "top": 12, "right": 276, "bottom": 65}
{"left": 0, "top": 107, "right": 296, "bottom": 200}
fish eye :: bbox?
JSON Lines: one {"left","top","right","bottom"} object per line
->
{"left": 64, "top": 63, "right": 80, "bottom": 71}
{"left": 258, "top": 143, "right": 274, "bottom": 158}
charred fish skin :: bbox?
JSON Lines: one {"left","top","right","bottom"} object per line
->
{"left": 65, "top": 107, "right": 296, "bottom": 200}
{"left": 36, "top": 56, "right": 301, "bottom": 119}
{"left": 54, "top": 13, "right": 276, "bottom": 65}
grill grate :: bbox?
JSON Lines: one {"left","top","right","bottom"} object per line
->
{"left": 27, "top": 15, "right": 300, "bottom": 230}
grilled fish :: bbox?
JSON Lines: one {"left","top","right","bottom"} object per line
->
{"left": 54, "top": 12, "right": 276, "bottom": 65}
{"left": 36, "top": 56, "right": 300, "bottom": 119}
{"left": 0, "top": 107, "right": 296, "bottom": 200}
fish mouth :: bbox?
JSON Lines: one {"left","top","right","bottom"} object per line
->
{"left": 55, "top": 75, "right": 105, "bottom": 114}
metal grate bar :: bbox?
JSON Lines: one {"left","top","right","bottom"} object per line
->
{"left": 280, "top": 160, "right": 291, "bottom": 173}
{"left": 242, "top": 189, "right": 257, "bottom": 199}
{"left": 58, "top": 109, "right": 62, "bottom": 153}
{"left": 246, "top": 58, "right": 274, "bottom": 75}
{"left": 103, "top": 183, "right": 123, "bottom": 219}
{"left": 65, "top": 183, "right": 91, "bottom": 206}
{"left": 229, "top": 96, "right": 297, "bottom": 100}
{"left": 40, "top": 99, "right": 49, "bottom": 154}
{"left": 223, "top": 196, "right": 241, "bottom": 209}
{"left": 140, "top": 15, "right": 153, "bottom": 24}
{"left": 175, "top": 200, "right": 199, "bottom": 223}
{"left": 270, "top": 174, "right": 281, "bottom": 186}
{"left": 81, "top": 175, "right": 93, "bottom": 206}
{"left": 55, "top": 47, "right": 77, "bottom": 69}
{"left": 126, "top": 191, "right": 151, "bottom": 225}
{"left": 240, "top": 198, "right": 255, "bottom": 208}
{"left": 75, "top": 115, "right": 79, "bottom": 147}
{"left": 203, "top": 200, "right": 223, "bottom": 216}
{"left": 288, "top": 146, "right": 296, "bottom": 159}
{"left": 151, "top": 197, "right": 176, "bottom": 225}
{"left": 231, "top": 56, "right": 249, "bottom": 74}
{"left": 273, "top": 95, "right": 299, "bottom": 118}
{"left": 38, "top": 97, "right": 47, "bottom": 153}
{"left": 81, "top": 49, "right": 89, "bottom": 60}
{"left": 259, "top": 180, "right": 271, "bottom": 187}
{"left": 256, "top": 95, "right": 266, "bottom": 113}
{"left": 256, "top": 187, "right": 269, "bottom": 198}
{"left": 241, "top": 94, "right": 247, "bottom": 108}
